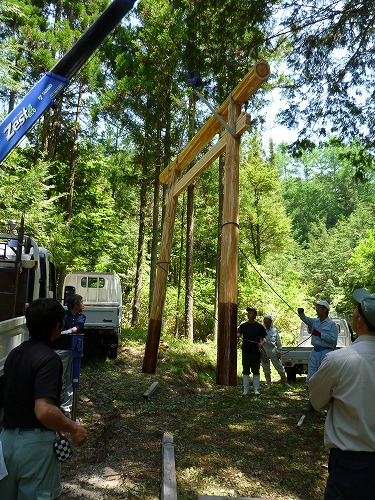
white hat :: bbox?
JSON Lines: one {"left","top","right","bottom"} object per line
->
{"left": 353, "top": 288, "right": 375, "bottom": 326}
{"left": 313, "top": 300, "right": 330, "bottom": 311}
{"left": 263, "top": 315, "right": 273, "bottom": 321}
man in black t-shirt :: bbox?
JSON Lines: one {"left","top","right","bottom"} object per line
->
{"left": 0, "top": 298, "right": 87, "bottom": 499}
{"left": 237, "top": 307, "right": 267, "bottom": 395}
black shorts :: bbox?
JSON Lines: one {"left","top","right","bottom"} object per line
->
{"left": 242, "top": 350, "right": 261, "bottom": 375}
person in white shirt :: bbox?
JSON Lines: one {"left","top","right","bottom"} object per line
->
{"left": 309, "top": 288, "right": 375, "bottom": 499}
{"left": 261, "top": 315, "right": 288, "bottom": 388}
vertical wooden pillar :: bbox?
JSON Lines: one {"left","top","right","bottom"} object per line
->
{"left": 216, "top": 101, "right": 241, "bottom": 385}
{"left": 142, "top": 170, "right": 179, "bottom": 373}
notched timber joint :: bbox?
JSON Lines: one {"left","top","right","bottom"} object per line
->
{"left": 193, "top": 88, "right": 239, "bottom": 139}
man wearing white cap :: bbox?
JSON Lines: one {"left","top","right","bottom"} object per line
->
{"left": 309, "top": 289, "right": 375, "bottom": 499}
{"left": 297, "top": 299, "right": 338, "bottom": 411}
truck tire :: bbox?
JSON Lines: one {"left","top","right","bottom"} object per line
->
{"left": 286, "top": 366, "right": 297, "bottom": 382}
{"left": 108, "top": 345, "right": 118, "bottom": 359}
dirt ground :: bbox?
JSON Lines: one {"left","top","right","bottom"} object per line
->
{"left": 60, "top": 337, "right": 328, "bottom": 500}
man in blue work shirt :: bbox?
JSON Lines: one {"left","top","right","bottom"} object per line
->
{"left": 298, "top": 299, "right": 338, "bottom": 412}
{"left": 54, "top": 294, "right": 85, "bottom": 419}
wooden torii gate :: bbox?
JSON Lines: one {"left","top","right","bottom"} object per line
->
{"left": 142, "top": 61, "right": 270, "bottom": 385}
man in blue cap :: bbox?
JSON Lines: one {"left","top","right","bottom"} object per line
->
{"left": 298, "top": 299, "right": 338, "bottom": 411}
{"left": 309, "top": 288, "right": 375, "bottom": 499}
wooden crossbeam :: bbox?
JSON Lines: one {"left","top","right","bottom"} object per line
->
{"left": 160, "top": 61, "right": 270, "bottom": 184}
{"left": 172, "top": 113, "right": 251, "bottom": 197}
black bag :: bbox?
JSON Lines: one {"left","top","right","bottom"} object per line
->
{"left": 53, "top": 434, "right": 73, "bottom": 462}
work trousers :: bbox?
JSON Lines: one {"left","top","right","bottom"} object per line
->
{"left": 325, "top": 448, "right": 375, "bottom": 500}
{"left": 261, "top": 346, "right": 285, "bottom": 376}
{"left": 306, "top": 347, "right": 332, "bottom": 385}
{"left": 0, "top": 428, "right": 61, "bottom": 499}
{"left": 55, "top": 349, "right": 73, "bottom": 413}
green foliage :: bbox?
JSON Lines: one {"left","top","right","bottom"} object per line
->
{"left": 278, "top": 137, "right": 374, "bottom": 242}
{"left": 0, "top": 151, "right": 64, "bottom": 244}
{"left": 240, "top": 133, "right": 293, "bottom": 263}
{"left": 280, "top": 0, "right": 375, "bottom": 147}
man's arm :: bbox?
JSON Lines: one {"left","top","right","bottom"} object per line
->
{"left": 35, "top": 398, "right": 87, "bottom": 446}
{"left": 73, "top": 313, "right": 86, "bottom": 334}
{"left": 297, "top": 308, "right": 313, "bottom": 328}
{"left": 309, "top": 355, "right": 335, "bottom": 411}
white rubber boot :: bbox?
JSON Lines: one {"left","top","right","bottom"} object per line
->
{"left": 253, "top": 374, "right": 260, "bottom": 395}
{"left": 242, "top": 374, "right": 250, "bottom": 395}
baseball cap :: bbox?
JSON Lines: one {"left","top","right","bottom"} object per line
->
{"left": 313, "top": 300, "right": 330, "bottom": 311}
{"left": 246, "top": 307, "right": 257, "bottom": 315}
{"left": 353, "top": 288, "right": 375, "bottom": 326}
{"left": 263, "top": 315, "right": 273, "bottom": 321}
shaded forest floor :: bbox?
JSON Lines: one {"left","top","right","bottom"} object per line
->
{"left": 61, "top": 329, "right": 328, "bottom": 500}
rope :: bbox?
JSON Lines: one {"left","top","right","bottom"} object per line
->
{"left": 239, "top": 246, "right": 300, "bottom": 317}
{"left": 238, "top": 246, "right": 313, "bottom": 352}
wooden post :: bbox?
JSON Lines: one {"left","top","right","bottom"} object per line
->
{"left": 142, "top": 170, "right": 179, "bottom": 374}
{"left": 216, "top": 100, "right": 241, "bottom": 386}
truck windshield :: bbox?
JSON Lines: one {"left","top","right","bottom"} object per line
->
{"left": 81, "top": 277, "right": 105, "bottom": 288}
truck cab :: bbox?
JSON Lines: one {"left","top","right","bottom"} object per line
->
{"left": 0, "top": 231, "right": 56, "bottom": 322}
{"left": 63, "top": 272, "right": 122, "bottom": 359}
{"left": 282, "top": 317, "right": 353, "bottom": 382}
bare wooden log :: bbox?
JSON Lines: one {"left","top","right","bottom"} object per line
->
{"left": 142, "top": 170, "right": 179, "bottom": 374}
{"left": 216, "top": 101, "right": 241, "bottom": 386}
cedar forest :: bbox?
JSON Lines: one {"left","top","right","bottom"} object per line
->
{"left": 1, "top": 0, "right": 375, "bottom": 345}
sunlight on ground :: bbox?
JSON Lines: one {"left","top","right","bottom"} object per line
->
{"left": 62, "top": 466, "right": 132, "bottom": 499}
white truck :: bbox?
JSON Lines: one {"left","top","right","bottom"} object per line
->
{"left": 281, "top": 318, "right": 354, "bottom": 382}
{"left": 0, "top": 217, "right": 56, "bottom": 378}
{"left": 63, "top": 272, "right": 122, "bottom": 359}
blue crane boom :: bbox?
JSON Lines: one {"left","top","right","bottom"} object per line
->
{"left": 0, "top": 0, "right": 135, "bottom": 163}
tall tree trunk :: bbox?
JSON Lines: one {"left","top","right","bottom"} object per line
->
{"left": 66, "top": 83, "right": 83, "bottom": 220}
{"left": 149, "top": 152, "right": 161, "bottom": 311}
{"left": 150, "top": 88, "right": 171, "bottom": 311}
{"left": 132, "top": 172, "right": 147, "bottom": 326}
{"left": 58, "top": 82, "right": 83, "bottom": 295}
{"left": 175, "top": 193, "right": 185, "bottom": 337}
{"left": 184, "top": 91, "right": 195, "bottom": 341}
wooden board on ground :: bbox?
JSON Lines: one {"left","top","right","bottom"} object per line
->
{"left": 143, "top": 381, "right": 159, "bottom": 399}
{"left": 161, "top": 433, "right": 177, "bottom": 500}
